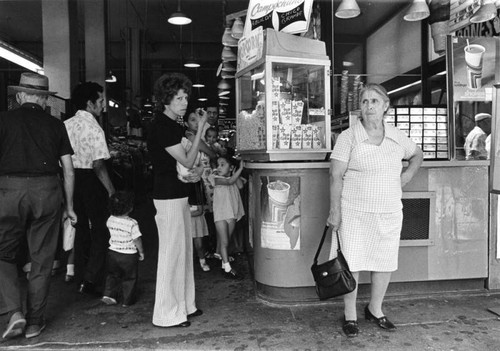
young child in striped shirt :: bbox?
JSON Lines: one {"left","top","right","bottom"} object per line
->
{"left": 101, "top": 191, "right": 144, "bottom": 307}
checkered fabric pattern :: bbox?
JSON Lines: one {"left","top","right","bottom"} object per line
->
{"left": 330, "top": 122, "right": 417, "bottom": 213}
{"left": 330, "top": 208, "right": 403, "bottom": 272}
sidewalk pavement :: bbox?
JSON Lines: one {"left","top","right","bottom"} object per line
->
{"left": 2, "top": 198, "right": 500, "bottom": 350}
{"left": 1, "top": 248, "right": 500, "bottom": 351}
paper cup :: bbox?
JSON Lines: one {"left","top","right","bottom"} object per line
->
{"left": 267, "top": 180, "right": 290, "bottom": 222}
{"left": 464, "top": 44, "right": 485, "bottom": 89}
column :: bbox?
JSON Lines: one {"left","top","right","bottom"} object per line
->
{"left": 84, "top": 0, "right": 106, "bottom": 88}
{"left": 41, "top": 0, "right": 78, "bottom": 99}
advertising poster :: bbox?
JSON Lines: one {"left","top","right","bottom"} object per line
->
{"left": 452, "top": 36, "right": 498, "bottom": 102}
{"left": 242, "top": 0, "right": 313, "bottom": 39}
{"left": 260, "top": 176, "right": 300, "bottom": 250}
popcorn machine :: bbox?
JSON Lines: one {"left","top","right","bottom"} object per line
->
{"left": 236, "top": 29, "right": 333, "bottom": 302}
{"left": 235, "top": 29, "right": 331, "bottom": 161}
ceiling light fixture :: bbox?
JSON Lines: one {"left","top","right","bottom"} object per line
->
{"left": 0, "top": 39, "right": 43, "bottom": 73}
{"left": 198, "top": 97, "right": 208, "bottom": 102}
{"left": 404, "top": 0, "right": 430, "bottom": 21}
{"left": 105, "top": 70, "right": 117, "bottom": 83}
{"left": 168, "top": 0, "right": 191, "bottom": 25}
{"left": 192, "top": 68, "right": 205, "bottom": 88}
{"left": 335, "top": 0, "right": 360, "bottom": 19}
{"left": 184, "top": 58, "right": 200, "bottom": 68}
{"left": 184, "top": 23, "right": 199, "bottom": 67}
{"left": 218, "top": 90, "right": 230, "bottom": 96}
{"left": 231, "top": 17, "right": 244, "bottom": 39}
{"left": 470, "top": 0, "right": 497, "bottom": 23}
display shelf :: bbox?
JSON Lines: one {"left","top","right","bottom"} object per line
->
{"left": 386, "top": 105, "right": 449, "bottom": 160}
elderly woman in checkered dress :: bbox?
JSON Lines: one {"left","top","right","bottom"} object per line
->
{"left": 328, "top": 83, "right": 423, "bottom": 337}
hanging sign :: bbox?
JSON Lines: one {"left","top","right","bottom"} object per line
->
{"left": 242, "top": 0, "right": 313, "bottom": 38}
{"left": 451, "top": 36, "right": 498, "bottom": 102}
{"left": 237, "top": 27, "right": 264, "bottom": 72}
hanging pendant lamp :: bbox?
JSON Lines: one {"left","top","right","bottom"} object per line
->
{"left": 222, "top": 27, "right": 238, "bottom": 47}
{"left": 168, "top": 0, "right": 191, "bottom": 25}
{"left": 231, "top": 17, "right": 244, "bottom": 39}
{"left": 184, "top": 58, "right": 200, "bottom": 68}
{"left": 404, "top": 0, "right": 430, "bottom": 21}
{"left": 335, "top": 0, "right": 360, "bottom": 19}
{"left": 470, "top": 0, "right": 497, "bottom": 23}
{"left": 105, "top": 70, "right": 117, "bottom": 83}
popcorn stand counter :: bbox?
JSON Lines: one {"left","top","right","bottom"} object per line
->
{"left": 237, "top": 29, "right": 490, "bottom": 303}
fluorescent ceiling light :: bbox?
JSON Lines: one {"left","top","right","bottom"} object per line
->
{"left": 0, "top": 39, "right": 43, "bottom": 73}
{"left": 198, "top": 97, "right": 208, "bottom": 101}
{"left": 193, "top": 82, "right": 205, "bottom": 88}
{"left": 387, "top": 80, "right": 421, "bottom": 95}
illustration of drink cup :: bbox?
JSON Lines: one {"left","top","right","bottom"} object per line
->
{"left": 464, "top": 44, "right": 485, "bottom": 90}
{"left": 267, "top": 180, "right": 290, "bottom": 222}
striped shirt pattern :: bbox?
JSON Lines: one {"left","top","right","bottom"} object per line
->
{"left": 107, "top": 216, "right": 142, "bottom": 254}
{"left": 330, "top": 121, "right": 417, "bottom": 213}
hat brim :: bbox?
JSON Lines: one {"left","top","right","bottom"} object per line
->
{"left": 8, "top": 86, "right": 57, "bottom": 96}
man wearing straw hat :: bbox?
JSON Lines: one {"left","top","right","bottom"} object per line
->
{"left": 464, "top": 112, "right": 492, "bottom": 160}
{"left": 0, "top": 72, "right": 77, "bottom": 339}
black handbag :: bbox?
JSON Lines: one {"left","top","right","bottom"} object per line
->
{"left": 311, "top": 226, "right": 356, "bottom": 300}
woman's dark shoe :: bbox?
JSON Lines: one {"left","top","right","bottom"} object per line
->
{"left": 342, "top": 319, "right": 359, "bottom": 337}
{"left": 167, "top": 321, "right": 191, "bottom": 328}
{"left": 364, "top": 305, "right": 396, "bottom": 331}
{"left": 187, "top": 309, "right": 203, "bottom": 318}
{"left": 224, "top": 269, "right": 243, "bottom": 280}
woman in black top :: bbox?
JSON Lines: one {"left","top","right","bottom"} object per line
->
{"left": 147, "top": 73, "right": 206, "bottom": 328}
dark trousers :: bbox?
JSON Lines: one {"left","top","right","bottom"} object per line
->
{"left": 103, "top": 250, "right": 138, "bottom": 305}
{"left": 0, "top": 175, "right": 62, "bottom": 324}
{"left": 73, "top": 169, "right": 110, "bottom": 286}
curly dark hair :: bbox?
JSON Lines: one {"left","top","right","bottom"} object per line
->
{"left": 182, "top": 106, "right": 199, "bottom": 123}
{"left": 217, "top": 155, "right": 238, "bottom": 170}
{"left": 71, "top": 82, "right": 103, "bottom": 111}
{"left": 108, "top": 191, "right": 135, "bottom": 216}
{"left": 153, "top": 73, "right": 192, "bottom": 113}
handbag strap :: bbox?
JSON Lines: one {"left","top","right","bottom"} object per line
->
{"left": 313, "top": 226, "right": 341, "bottom": 265}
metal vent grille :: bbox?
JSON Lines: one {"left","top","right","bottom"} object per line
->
{"left": 401, "top": 198, "right": 430, "bottom": 240}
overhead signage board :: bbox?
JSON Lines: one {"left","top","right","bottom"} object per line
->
{"left": 451, "top": 36, "right": 498, "bottom": 102}
{"left": 242, "top": 0, "right": 313, "bottom": 39}
{"left": 237, "top": 27, "right": 264, "bottom": 72}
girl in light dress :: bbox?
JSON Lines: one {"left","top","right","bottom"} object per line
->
{"left": 209, "top": 156, "right": 245, "bottom": 279}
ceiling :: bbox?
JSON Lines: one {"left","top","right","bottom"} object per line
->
{"left": 0, "top": 0, "right": 413, "bottom": 104}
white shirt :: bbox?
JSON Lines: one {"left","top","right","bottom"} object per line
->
{"left": 64, "top": 110, "right": 110, "bottom": 169}
{"left": 464, "top": 126, "right": 487, "bottom": 160}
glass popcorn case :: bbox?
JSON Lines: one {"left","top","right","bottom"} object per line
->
{"left": 235, "top": 29, "right": 331, "bottom": 161}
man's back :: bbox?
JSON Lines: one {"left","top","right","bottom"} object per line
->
{"left": 0, "top": 103, "right": 72, "bottom": 176}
